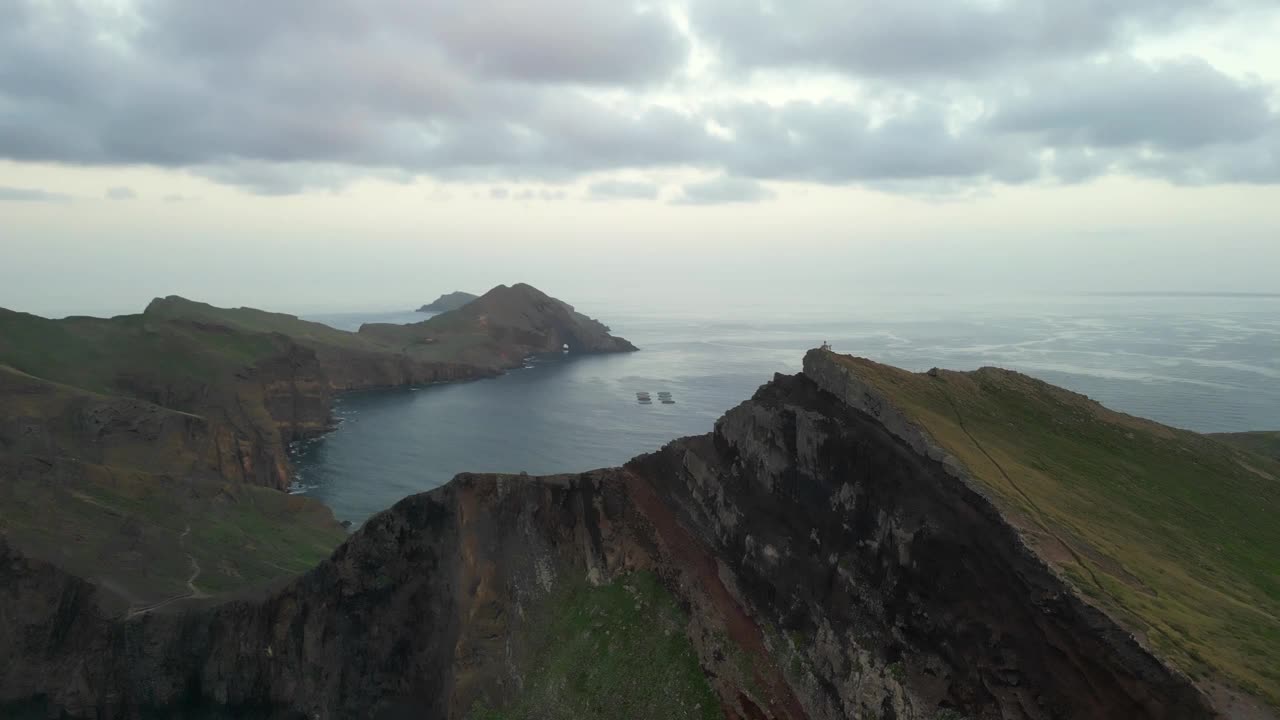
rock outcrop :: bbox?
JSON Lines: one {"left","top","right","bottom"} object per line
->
{"left": 416, "top": 291, "right": 479, "bottom": 313}
{"left": 361, "top": 283, "right": 638, "bottom": 367}
{"left": 0, "top": 361, "right": 1224, "bottom": 719}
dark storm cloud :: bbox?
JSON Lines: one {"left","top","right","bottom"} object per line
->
{"left": 673, "top": 176, "right": 774, "bottom": 205}
{"left": 1, "top": 0, "right": 1278, "bottom": 198}
{"left": 0, "top": 186, "right": 72, "bottom": 202}
{"left": 587, "top": 180, "right": 662, "bottom": 200}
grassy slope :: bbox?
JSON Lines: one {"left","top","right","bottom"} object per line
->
{"left": 0, "top": 456, "right": 345, "bottom": 604}
{"left": 143, "top": 296, "right": 383, "bottom": 352}
{"left": 829, "top": 355, "right": 1280, "bottom": 706}
{"left": 146, "top": 295, "right": 507, "bottom": 366}
{"left": 1212, "top": 431, "right": 1280, "bottom": 463}
{"left": 0, "top": 319, "right": 347, "bottom": 604}
{"left": 0, "top": 307, "right": 282, "bottom": 396}
{"left": 471, "top": 571, "right": 720, "bottom": 720}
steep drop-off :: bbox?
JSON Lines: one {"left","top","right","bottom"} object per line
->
{"left": 6, "top": 351, "right": 1266, "bottom": 719}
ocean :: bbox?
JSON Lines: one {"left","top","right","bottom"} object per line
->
{"left": 294, "top": 293, "right": 1280, "bottom": 524}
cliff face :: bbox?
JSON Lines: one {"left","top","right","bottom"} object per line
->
{"left": 632, "top": 371, "right": 1210, "bottom": 719}
{"left": 0, "top": 365, "right": 1219, "bottom": 720}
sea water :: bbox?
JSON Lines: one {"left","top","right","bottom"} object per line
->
{"left": 294, "top": 293, "right": 1280, "bottom": 524}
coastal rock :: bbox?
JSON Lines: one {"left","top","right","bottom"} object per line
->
{"left": 0, "top": 365, "right": 1218, "bottom": 719}
{"left": 416, "top": 291, "right": 479, "bottom": 313}
{"left": 361, "top": 283, "right": 638, "bottom": 367}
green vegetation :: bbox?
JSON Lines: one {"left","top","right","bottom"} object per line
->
{"left": 1211, "top": 431, "right": 1280, "bottom": 462}
{"left": 0, "top": 304, "right": 351, "bottom": 606}
{"left": 0, "top": 458, "right": 344, "bottom": 605}
{"left": 143, "top": 296, "right": 383, "bottom": 352}
{"left": 0, "top": 307, "right": 283, "bottom": 396}
{"left": 471, "top": 572, "right": 721, "bottom": 720}
{"left": 833, "top": 355, "right": 1280, "bottom": 706}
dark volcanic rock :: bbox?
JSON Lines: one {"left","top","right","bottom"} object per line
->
{"left": 0, "top": 368, "right": 1217, "bottom": 719}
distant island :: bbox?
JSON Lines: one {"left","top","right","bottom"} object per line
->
{"left": 416, "top": 290, "right": 478, "bottom": 313}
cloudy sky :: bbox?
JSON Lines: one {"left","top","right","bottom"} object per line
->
{"left": 2, "top": 0, "right": 1279, "bottom": 317}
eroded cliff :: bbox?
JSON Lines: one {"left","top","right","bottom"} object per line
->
{"left": 3, "top": 358, "right": 1238, "bottom": 719}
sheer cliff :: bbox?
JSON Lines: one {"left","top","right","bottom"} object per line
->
{"left": 6, "top": 351, "right": 1268, "bottom": 719}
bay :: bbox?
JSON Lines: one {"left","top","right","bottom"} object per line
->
{"left": 295, "top": 293, "right": 1280, "bottom": 524}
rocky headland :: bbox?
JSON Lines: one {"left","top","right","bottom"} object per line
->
{"left": 2, "top": 349, "right": 1275, "bottom": 719}
{"left": 0, "top": 285, "right": 636, "bottom": 609}
{"left": 416, "top": 291, "right": 480, "bottom": 313}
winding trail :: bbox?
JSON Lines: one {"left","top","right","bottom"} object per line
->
{"left": 124, "top": 525, "right": 205, "bottom": 619}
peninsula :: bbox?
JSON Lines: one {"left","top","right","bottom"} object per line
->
{"left": 1, "top": 349, "right": 1276, "bottom": 718}
{"left": 0, "top": 284, "right": 636, "bottom": 610}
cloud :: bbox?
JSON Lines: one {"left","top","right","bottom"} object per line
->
{"left": 0, "top": 0, "right": 697, "bottom": 194}
{"left": 988, "top": 58, "right": 1274, "bottom": 151}
{"left": 673, "top": 176, "right": 774, "bottom": 205}
{"left": 686, "top": 0, "right": 1264, "bottom": 78}
{"left": 587, "top": 179, "right": 661, "bottom": 200}
{"left": 987, "top": 57, "right": 1280, "bottom": 183}
{"left": 0, "top": 186, "right": 72, "bottom": 203}
{"left": 490, "top": 187, "right": 510, "bottom": 200}
{"left": 0, "top": 0, "right": 1278, "bottom": 195}
{"left": 106, "top": 186, "right": 137, "bottom": 200}
{"left": 714, "top": 101, "right": 1038, "bottom": 186}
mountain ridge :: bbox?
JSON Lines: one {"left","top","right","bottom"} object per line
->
{"left": 0, "top": 284, "right": 634, "bottom": 607}
{"left": 3, "top": 349, "right": 1274, "bottom": 718}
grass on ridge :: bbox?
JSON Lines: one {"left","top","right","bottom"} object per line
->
{"left": 828, "top": 354, "right": 1280, "bottom": 707}
{"left": 0, "top": 458, "right": 346, "bottom": 605}
{"left": 469, "top": 571, "right": 721, "bottom": 720}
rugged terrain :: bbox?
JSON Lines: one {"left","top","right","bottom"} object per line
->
{"left": 3, "top": 349, "right": 1274, "bottom": 719}
{"left": 417, "top": 291, "right": 480, "bottom": 313}
{"left": 361, "top": 283, "right": 638, "bottom": 367}
{"left": 0, "top": 285, "right": 635, "bottom": 608}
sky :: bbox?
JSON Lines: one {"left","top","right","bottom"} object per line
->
{"left": 2, "top": 0, "right": 1279, "bottom": 317}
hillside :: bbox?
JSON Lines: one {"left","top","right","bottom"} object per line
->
{"left": 360, "top": 283, "right": 637, "bottom": 367}
{"left": 417, "top": 291, "right": 479, "bottom": 313}
{"left": 804, "top": 350, "right": 1280, "bottom": 713}
{"left": 5, "top": 350, "right": 1271, "bottom": 718}
{"left": 0, "top": 364, "right": 346, "bottom": 609}
{"left": 1212, "top": 431, "right": 1280, "bottom": 462}
{"left": 144, "top": 295, "right": 384, "bottom": 351}
{"left": 0, "top": 285, "right": 632, "bottom": 613}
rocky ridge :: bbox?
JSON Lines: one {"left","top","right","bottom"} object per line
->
{"left": 1, "top": 350, "right": 1252, "bottom": 719}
